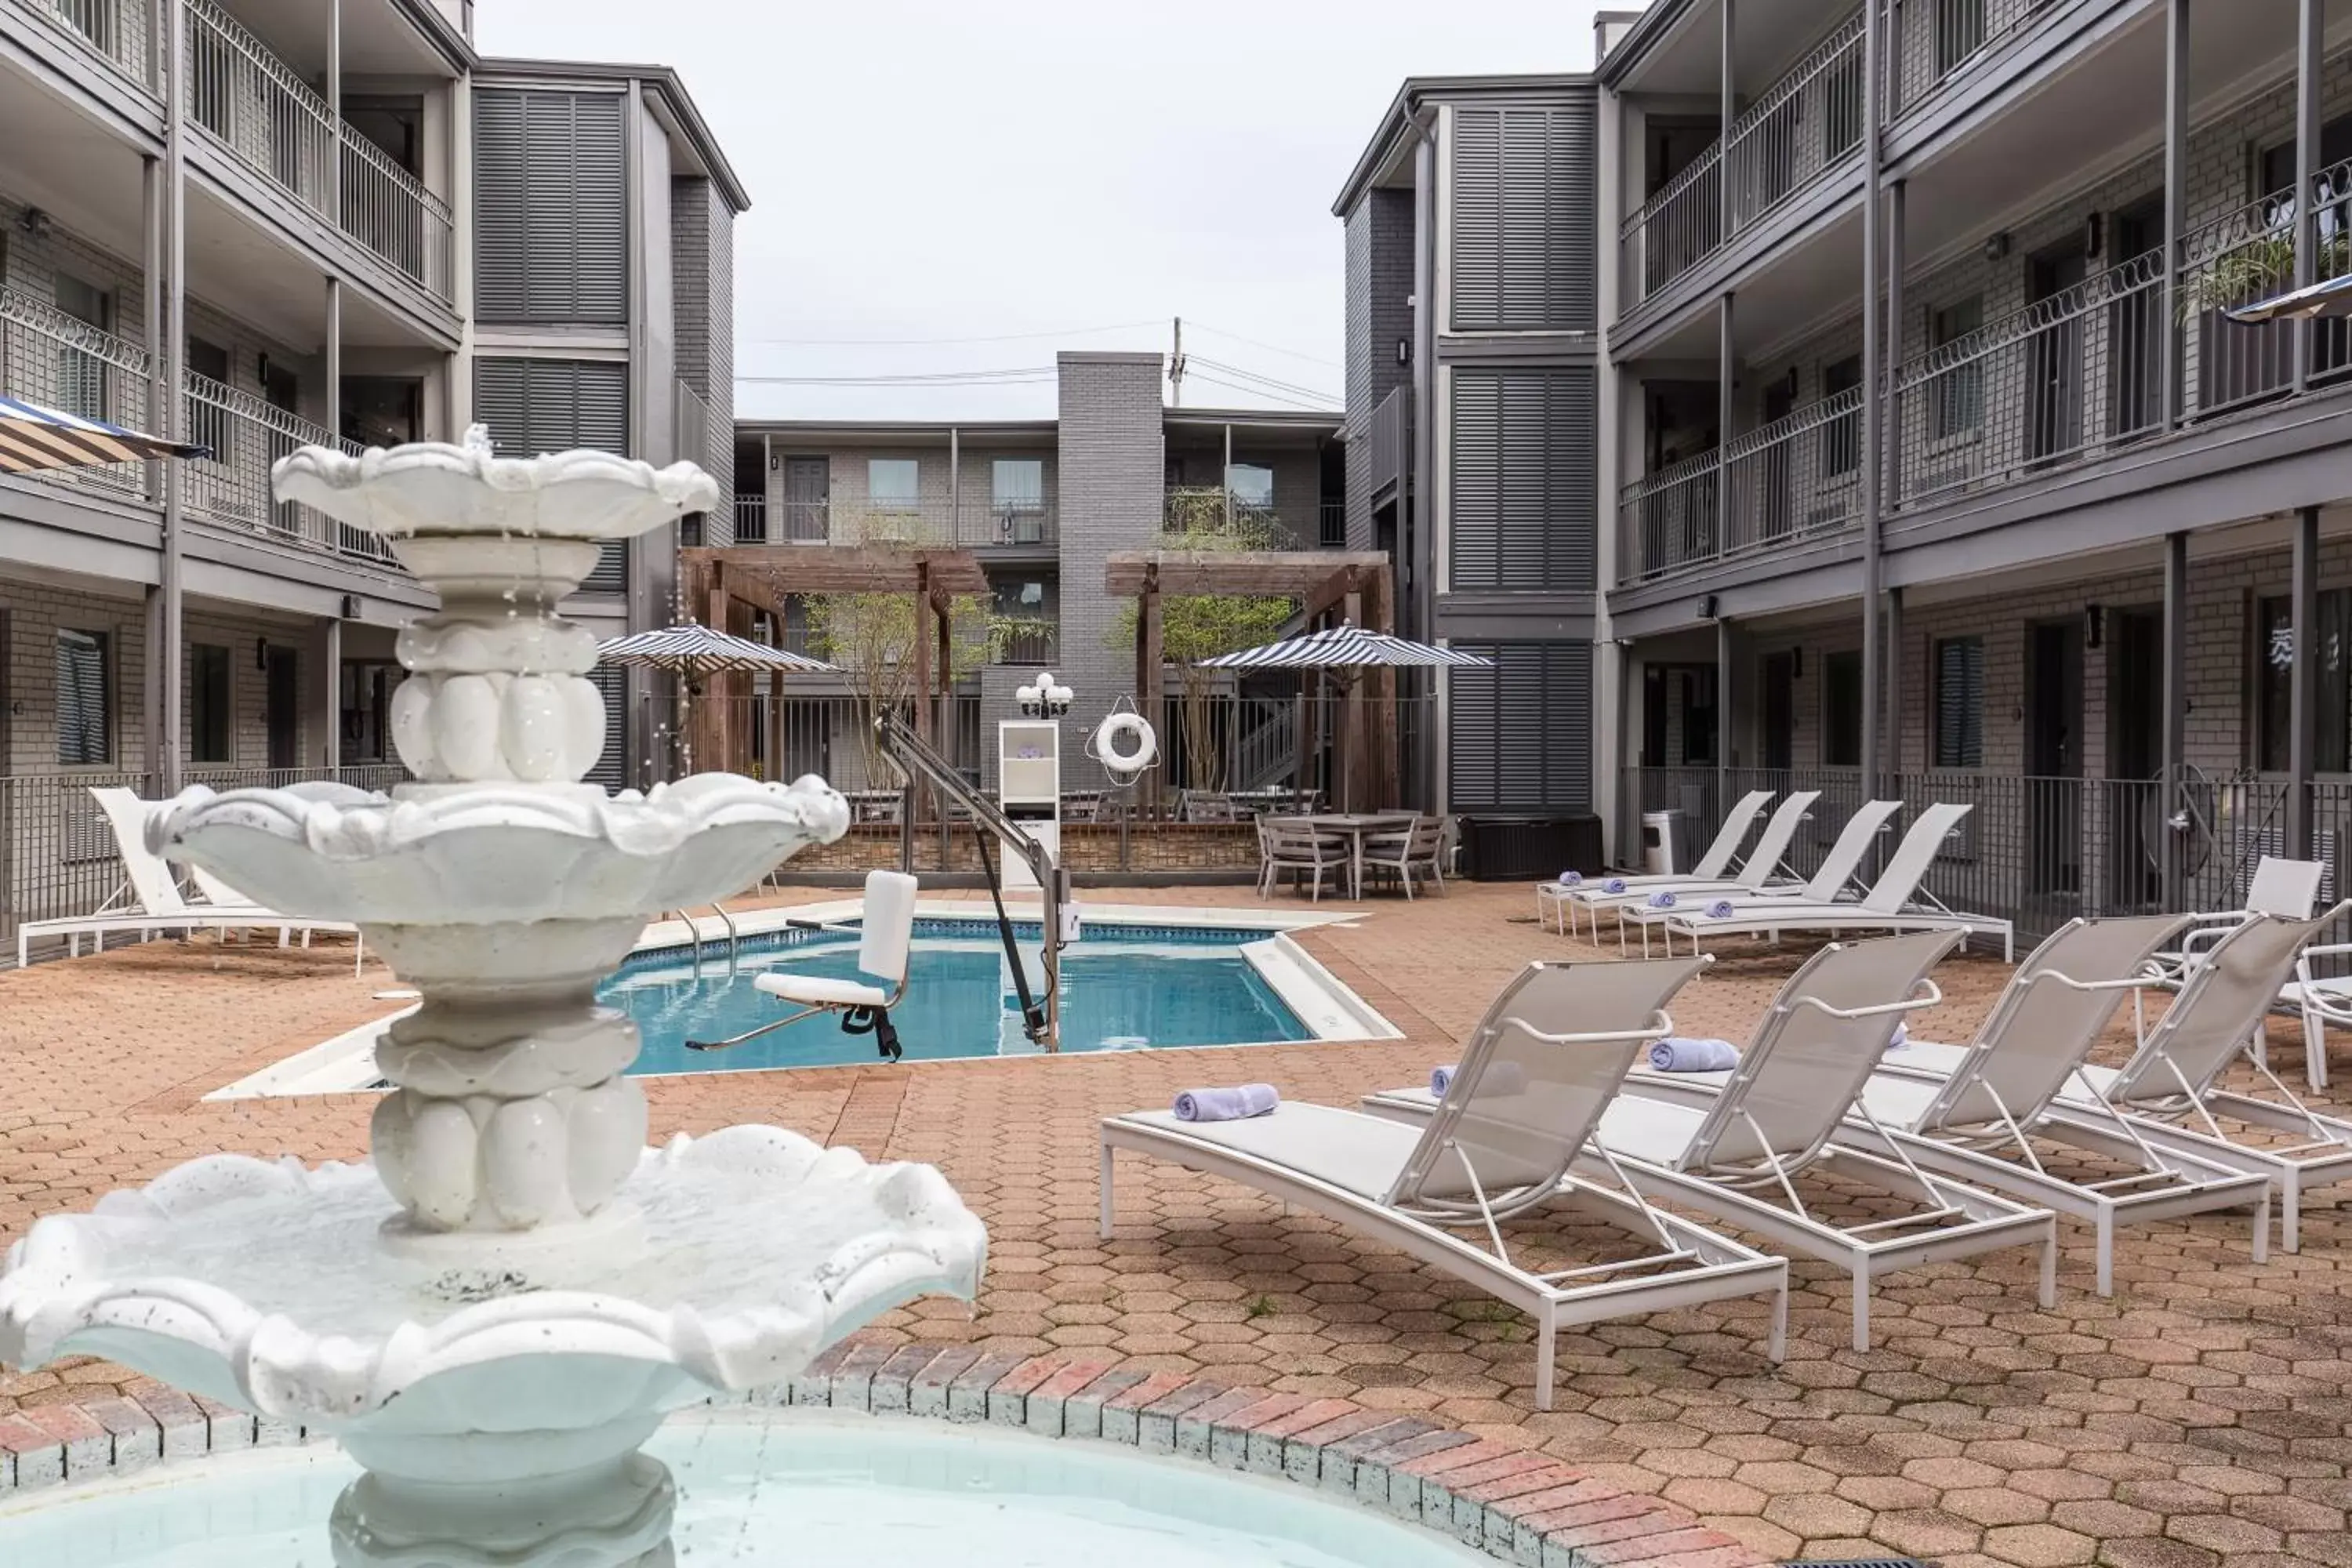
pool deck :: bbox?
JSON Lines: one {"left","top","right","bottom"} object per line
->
{"left": 5, "top": 882, "right": 2352, "bottom": 1568}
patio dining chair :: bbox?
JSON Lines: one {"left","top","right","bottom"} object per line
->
{"left": 1181, "top": 790, "right": 1240, "bottom": 823}
{"left": 1360, "top": 815, "right": 1448, "bottom": 899}
{"left": 1258, "top": 816, "right": 1350, "bottom": 902}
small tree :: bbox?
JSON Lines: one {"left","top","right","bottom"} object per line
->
{"left": 1109, "top": 496, "right": 1295, "bottom": 795}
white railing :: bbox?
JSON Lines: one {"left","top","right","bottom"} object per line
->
{"left": 181, "top": 0, "right": 453, "bottom": 303}
{"left": 180, "top": 371, "right": 401, "bottom": 569}
{"left": 5, "top": 0, "right": 154, "bottom": 82}
{"left": 0, "top": 289, "right": 157, "bottom": 503}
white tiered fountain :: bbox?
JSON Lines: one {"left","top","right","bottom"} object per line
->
{"left": 0, "top": 434, "right": 987, "bottom": 1566}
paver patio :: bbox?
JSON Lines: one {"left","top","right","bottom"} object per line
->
{"left": 5, "top": 880, "right": 2352, "bottom": 1568}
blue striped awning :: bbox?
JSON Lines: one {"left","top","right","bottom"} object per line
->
{"left": 0, "top": 395, "right": 209, "bottom": 476}
{"left": 1200, "top": 622, "right": 1495, "bottom": 670}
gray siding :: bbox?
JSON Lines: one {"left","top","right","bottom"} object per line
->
{"left": 472, "top": 356, "right": 632, "bottom": 609}
{"left": 1449, "top": 366, "right": 1598, "bottom": 592}
{"left": 473, "top": 89, "right": 627, "bottom": 325}
{"left": 1449, "top": 98, "right": 1598, "bottom": 335}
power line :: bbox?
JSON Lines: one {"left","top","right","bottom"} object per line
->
{"left": 1187, "top": 320, "right": 1342, "bottom": 371}
{"left": 735, "top": 365, "right": 1058, "bottom": 386}
{"left": 1186, "top": 354, "right": 1339, "bottom": 406}
{"left": 1185, "top": 372, "right": 1335, "bottom": 412}
{"left": 741, "top": 320, "right": 1158, "bottom": 347}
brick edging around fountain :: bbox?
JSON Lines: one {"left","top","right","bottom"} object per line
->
{"left": 0, "top": 1348, "right": 1767, "bottom": 1568}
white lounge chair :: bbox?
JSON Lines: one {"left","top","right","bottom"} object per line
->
{"left": 1639, "top": 913, "right": 2295, "bottom": 1294}
{"left": 1539, "top": 789, "right": 1774, "bottom": 933}
{"left": 1623, "top": 803, "right": 2013, "bottom": 961}
{"left": 1599, "top": 793, "right": 1886, "bottom": 950}
{"left": 1366, "top": 931, "right": 2057, "bottom": 1351}
{"left": 2136, "top": 854, "right": 2324, "bottom": 1051}
{"left": 1879, "top": 908, "right": 2352, "bottom": 1258}
{"left": 16, "top": 789, "right": 363, "bottom": 974}
{"left": 1100, "top": 956, "right": 1789, "bottom": 1410}
{"left": 1555, "top": 791, "right": 1825, "bottom": 939}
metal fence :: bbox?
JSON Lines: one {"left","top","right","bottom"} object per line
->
{"left": 7, "top": 0, "right": 156, "bottom": 86}
{"left": 748, "top": 495, "right": 1059, "bottom": 548}
{"left": 1893, "top": 0, "right": 2069, "bottom": 118}
{"left": 0, "top": 288, "right": 156, "bottom": 505}
{"left": 1628, "top": 765, "right": 2333, "bottom": 950}
{"left": 2, "top": 764, "right": 406, "bottom": 964}
{"left": 182, "top": 373, "right": 400, "bottom": 567}
{"left": 182, "top": 0, "right": 453, "bottom": 302}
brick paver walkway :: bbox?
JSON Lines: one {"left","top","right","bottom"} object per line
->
{"left": 5, "top": 882, "right": 2352, "bottom": 1567}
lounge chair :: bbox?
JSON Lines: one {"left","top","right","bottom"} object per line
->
{"left": 1878, "top": 907, "right": 2352, "bottom": 1258}
{"left": 1365, "top": 931, "right": 2056, "bottom": 1351}
{"left": 1553, "top": 791, "right": 1825, "bottom": 939}
{"left": 16, "top": 789, "right": 364, "bottom": 973}
{"left": 1100, "top": 956, "right": 1789, "bottom": 1410}
{"left": 1605, "top": 798, "right": 1902, "bottom": 953}
{"left": 1623, "top": 803, "right": 2014, "bottom": 961}
{"left": 2135, "top": 854, "right": 2323, "bottom": 1054}
{"left": 1636, "top": 913, "right": 2297, "bottom": 1294}
{"left": 1540, "top": 789, "right": 1775, "bottom": 932}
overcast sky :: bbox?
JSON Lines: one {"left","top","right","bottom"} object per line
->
{"left": 476, "top": 2, "right": 1607, "bottom": 421}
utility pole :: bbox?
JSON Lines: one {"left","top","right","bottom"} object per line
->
{"left": 1169, "top": 316, "right": 1185, "bottom": 406}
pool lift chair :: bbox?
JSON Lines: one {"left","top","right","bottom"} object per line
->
{"left": 684, "top": 868, "right": 919, "bottom": 1060}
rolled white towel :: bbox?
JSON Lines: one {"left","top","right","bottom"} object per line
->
{"left": 1883, "top": 1022, "right": 1909, "bottom": 1053}
{"left": 1647, "top": 1036, "right": 1741, "bottom": 1073}
{"left": 1172, "top": 1083, "right": 1279, "bottom": 1122}
{"left": 1429, "top": 1061, "right": 1530, "bottom": 1098}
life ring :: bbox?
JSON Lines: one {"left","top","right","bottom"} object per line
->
{"left": 1093, "top": 712, "right": 1157, "bottom": 777}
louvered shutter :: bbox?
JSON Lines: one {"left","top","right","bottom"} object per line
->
{"left": 1447, "top": 642, "right": 1592, "bottom": 811}
{"left": 1934, "top": 637, "right": 1984, "bottom": 768}
{"left": 472, "top": 357, "right": 630, "bottom": 592}
{"left": 474, "top": 91, "right": 626, "bottom": 325}
{"left": 1449, "top": 104, "right": 1596, "bottom": 333}
{"left": 473, "top": 92, "right": 528, "bottom": 320}
{"left": 1450, "top": 368, "right": 1595, "bottom": 592}
{"left": 584, "top": 664, "right": 627, "bottom": 789}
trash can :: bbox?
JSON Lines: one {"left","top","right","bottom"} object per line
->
{"left": 1642, "top": 811, "right": 1678, "bottom": 876}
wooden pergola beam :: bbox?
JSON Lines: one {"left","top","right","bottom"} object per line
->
{"left": 1102, "top": 550, "right": 1388, "bottom": 599}
{"left": 682, "top": 543, "right": 989, "bottom": 597}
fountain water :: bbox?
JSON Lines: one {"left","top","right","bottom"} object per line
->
{"left": 0, "top": 434, "right": 987, "bottom": 1566}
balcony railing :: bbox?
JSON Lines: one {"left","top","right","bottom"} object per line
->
{"left": 6, "top": 0, "right": 154, "bottom": 82}
{"left": 732, "top": 495, "right": 767, "bottom": 542}
{"left": 753, "top": 495, "right": 1058, "bottom": 548}
{"left": 1319, "top": 499, "right": 1346, "bottom": 549}
{"left": 1163, "top": 489, "right": 1344, "bottom": 550}
{"left": 1368, "top": 384, "right": 1412, "bottom": 499}
{"left": 182, "top": 0, "right": 454, "bottom": 303}
{"left": 1893, "top": 0, "right": 2067, "bottom": 118}
{"left": 180, "top": 372, "right": 400, "bottom": 568}
{"left": 990, "top": 624, "right": 1059, "bottom": 666}
{"left": 0, "top": 288, "right": 156, "bottom": 505}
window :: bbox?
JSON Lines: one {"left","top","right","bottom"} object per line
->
{"left": 185, "top": 336, "right": 230, "bottom": 463}
{"left": 191, "top": 644, "right": 231, "bottom": 763}
{"left": 1820, "top": 355, "right": 1863, "bottom": 479}
{"left": 867, "top": 459, "right": 920, "bottom": 513}
{"left": 992, "top": 459, "right": 1045, "bottom": 543}
{"left": 1934, "top": 637, "right": 1986, "bottom": 769}
{"left": 2257, "top": 591, "right": 2352, "bottom": 772}
{"left": 1225, "top": 462, "right": 1276, "bottom": 510}
{"left": 1823, "top": 650, "right": 1863, "bottom": 768}
{"left": 52, "top": 274, "right": 110, "bottom": 423}
{"left": 1679, "top": 668, "right": 1718, "bottom": 766}
{"left": 55, "top": 629, "right": 111, "bottom": 766}
{"left": 1929, "top": 296, "right": 1984, "bottom": 440}
{"left": 988, "top": 577, "right": 1058, "bottom": 664}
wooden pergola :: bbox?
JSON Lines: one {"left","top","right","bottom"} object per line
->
{"left": 1104, "top": 551, "right": 1402, "bottom": 812}
{"left": 676, "top": 544, "right": 989, "bottom": 777}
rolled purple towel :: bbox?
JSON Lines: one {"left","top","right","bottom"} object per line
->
{"left": 1706, "top": 899, "right": 1737, "bottom": 919}
{"left": 1648, "top": 1036, "right": 1740, "bottom": 1073}
{"left": 1648, "top": 891, "right": 1677, "bottom": 909}
{"left": 1173, "top": 1083, "right": 1279, "bottom": 1122}
{"left": 1558, "top": 869, "right": 1582, "bottom": 887}
{"left": 1603, "top": 877, "right": 1628, "bottom": 895}
{"left": 1431, "top": 1062, "right": 1529, "bottom": 1098}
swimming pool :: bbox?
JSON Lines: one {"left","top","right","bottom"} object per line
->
{"left": 604, "top": 919, "right": 1315, "bottom": 1070}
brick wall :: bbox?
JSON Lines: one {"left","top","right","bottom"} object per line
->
{"left": 1056, "top": 354, "right": 1165, "bottom": 784}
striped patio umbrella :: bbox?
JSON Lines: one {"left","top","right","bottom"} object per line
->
{"left": 0, "top": 394, "right": 209, "bottom": 475}
{"left": 597, "top": 622, "right": 835, "bottom": 775}
{"left": 1200, "top": 621, "right": 1494, "bottom": 670}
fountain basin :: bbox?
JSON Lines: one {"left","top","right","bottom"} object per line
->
{"left": 0, "top": 1412, "right": 1488, "bottom": 1568}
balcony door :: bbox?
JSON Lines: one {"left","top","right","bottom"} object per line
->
{"left": 2025, "top": 244, "right": 2085, "bottom": 466}
{"left": 265, "top": 645, "right": 300, "bottom": 771}
{"left": 2026, "top": 620, "right": 2083, "bottom": 901}
{"left": 2107, "top": 198, "right": 2165, "bottom": 443}
{"left": 2106, "top": 608, "right": 2165, "bottom": 910}
{"left": 782, "top": 457, "right": 829, "bottom": 540}
{"left": 1760, "top": 652, "right": 1795, "bottom": 771}
{"left": 344, "top": 97, "right": 427, "bottom": 281}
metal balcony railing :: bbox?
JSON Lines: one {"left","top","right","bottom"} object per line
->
{"left": 1893, "top": 0, "right": 2070, "bottom": 118}
{"left": 180, "top": 371, "right": 401, "bottom": 569}
{"left": 990, "top": 625, "right": 1059, "bottom": 666}
{"left": 182, "top": 0, "right": 455, "bottom": 303}
{"left": 0, "top": 289, "right": 157, "bottom": 504}
{"left": 1162, "top": 488, "right": 1340, "bottom": 550}
{"left": 1319, "top": 499, "right": 1346, "bottom": 549}
{"left": 768, "top": 495, "right": 1059, "bottom": 548}
{"left": 1368, "top": 384, "right": 1412, "bottom": 499}
{"left": 732, "top": 495, "right": 768, "bottom": 542}
{"left": 6, "top": 0, "right": 154, "bottom": 82}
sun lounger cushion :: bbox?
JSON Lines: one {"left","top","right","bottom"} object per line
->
{"left": 1117, "top": 1104, "right": 1417, "bottom": 1199}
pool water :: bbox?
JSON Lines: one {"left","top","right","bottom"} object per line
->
{"left": 604, "top": 920, "right": 1314, "bottom": 1071}
{"left": 0, "top": 1415, "right": 1484, "bottom": 1566}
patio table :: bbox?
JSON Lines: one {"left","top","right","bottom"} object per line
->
{"left": 1300, "top": 812, "right": 1419, "bottom": 899}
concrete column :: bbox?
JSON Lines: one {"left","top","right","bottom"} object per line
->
{"left": 2295, "top": 0, "right": 2322, "bottom": 394}
{"left": 2292, "top": 506, "right": 2321, "bottom": 857}
{"left": 2161, "top": 530, "right": 2189, "bottom": 908}
{"left": 1716, "top": 615, "right": 1736, "bottom": 793}
{"left": 1884, "top": 179, "right": 1906, "bottom": 512}
{"left": 1717, "top": 292, "right": 1735, "bottom": 548}
{"left": 325, "top": 278, "right": 343, "bottom": 434}
{"left": 1858, "top": 0, "right": 1885, "bottom": 804}
{"left": 159, "top": 0, "right": 187, "bottom": 793}
{"left": 2161, "top": 0, "right": 2189, "bottom": 430}
{"left": 308, "top": 617, "right": 342, "bottom": 773}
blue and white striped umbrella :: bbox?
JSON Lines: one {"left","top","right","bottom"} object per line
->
{"left": 598, "top": 622, "right": 837, "bottom": 680}
{"left": 1200, "top": 621, "right": 1494, "bottom": 670}
{"left": 0, "top": 394, "right": 209, "bottom": 476}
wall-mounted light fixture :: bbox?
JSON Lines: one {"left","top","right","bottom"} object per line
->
{"left": 256, "top": 639, "right": 270, "bottom": 671}
{"left": 1983, "top": 231, "right": 2012, "bottom": 263}
{"left": 1396, "top": 338, "right": 1410, "bottom": 366}
{"left": 339, "top": 593, "right": 361, "bottom": 619}
{"left": 1700, "top": 593, "right": 1721, "bottom": 621}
